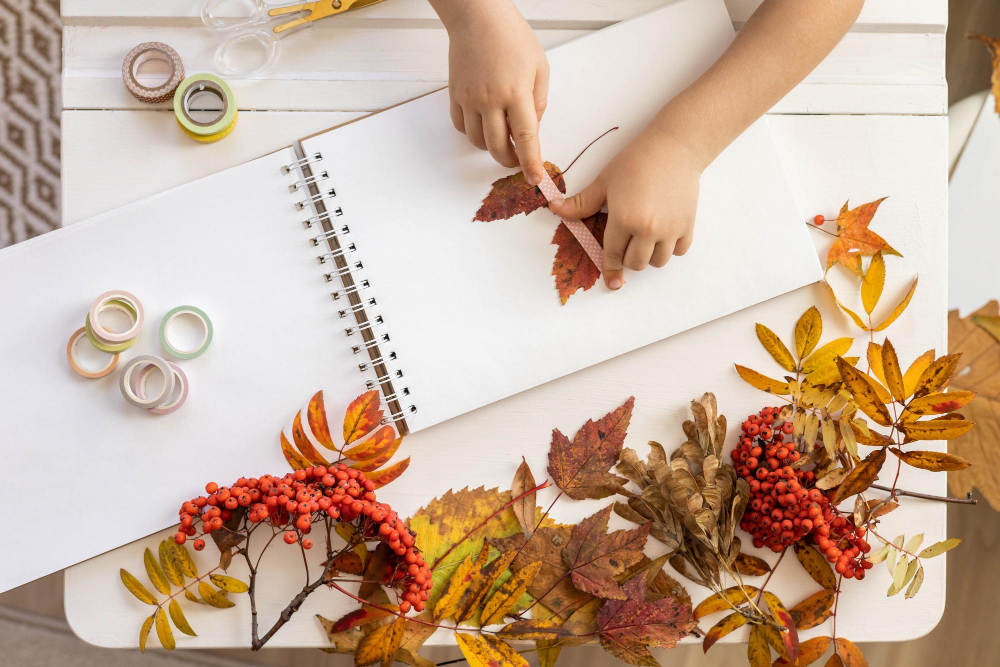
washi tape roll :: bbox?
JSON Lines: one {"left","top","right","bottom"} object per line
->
{"left": 173, "top": 74, "right": 237, "bottom": 143}
{"left": 160, "top": 305, "right": 214, "bottom": 359}
{"left": 89, "top": 290, "right": 144, "bottom": 344}
{"left": 119, "top": 355, "right": 175, "bottom": 409}
{"left": 122, "top": 42, "right": 186, "bottom": 104}
{"left": 85, "top": 298, "right": 139, "bottom": 353}
{"left": 136, "top": 360, "right": 189, "bottom": 415}
{"left": 66, "top": 327, "right": 120, "bottom": 379}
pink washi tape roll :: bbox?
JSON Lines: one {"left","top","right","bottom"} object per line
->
{"left": 89, "top": 290, "right": 144, "bottom": 344}
{"left": 122, "top": 42, "right": 186, "bottom": 104}
{"left": 135, "top": 360, "right": 189, "bottom": 415}
{"left": 537, "top": 173, "right": 604, "bottom": 271}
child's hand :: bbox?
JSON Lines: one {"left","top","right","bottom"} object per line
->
{"left": 548, "top": 128, "right": 704, "bottom": 290}
{"left": 438, "top": 1, "right": 549, "bottom": 184}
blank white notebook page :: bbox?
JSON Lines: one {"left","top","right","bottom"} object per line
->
{"left": 0, "top": 149, "right": 367, "bottom": 592}
{"left": 301, "top": 0, "right": 823, "bottom": 432}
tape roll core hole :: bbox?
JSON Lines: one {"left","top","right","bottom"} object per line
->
{"left": 165, "top": 311, "right": 209, "bottom": 354}
{"left": 184, "top": 85, "right": 228, "bottom": 126}
{"left": 96, "top": 303, "right": 137, "bottom": 336}
{"left": 73, "top": 334, "right": 116, "bottom": 373}
{"left": 138, "top": 365, "right": 169, "bottom": 402}
{"left": 131, "top": 50, "right": 175, "bottom": 91}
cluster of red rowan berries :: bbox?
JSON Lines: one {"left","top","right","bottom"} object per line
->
{"left": 734, "top": 407, "right": 873, "bottom": 581}
{"left": 174, "top": 463, "right": 432, "bottom": 612}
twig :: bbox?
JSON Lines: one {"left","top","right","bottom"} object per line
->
{"left": 869, "top": 483, "right": 977, "bottom": 505}
{"left": 563, "top": 127, "right": 619, "bottom": 174}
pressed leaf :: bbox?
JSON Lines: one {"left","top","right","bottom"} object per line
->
{"left": 144, "top": 548, "right": 171, "bottom": 596}
{"left": 795, "top": 307, "right": 823, "bottom": 359}
{"left": 839, "top": 417, "right": 858, "bottom": 459}
{"left": 902, "top": 349, "right": 935, "bottom": 398}
{"left": 905, "top": 564, "right": 925, "bottom": 599}
{"left": 319, "top": 606, "right": 396, "bottom": 636}
{"left": 803, "top": 337, "right": 854, "bottom": 374}
{"left": 210, "top": 574, "right": 249, "bottom": 594}
{"left": 905, "top": 390, "right": 976, "bottom": 416}
{"left": 757, "top": 323, "right": 797, "bottom": 372}
{"left": 497, "top": 619, "right": 573, "bottom": 641}
{"left": 748, "top": 625, "right": 770, "bottom": 667}
{"left": 351, "top": 437, "right": 403, "bottom": 473}
{"left": 155, "top": 606, "right": 175, "bottom": 650}
{"left": 733, "top": 552, "right": 771, "bottom": 577}
{"left": 889, "top": 448, "right": 970, "bottom": 471}
{"left": 171, "top": 540, "right": 197, "bottom": 579}
{"left": 598, "top": 576, "right": 694, "bottom": 664}
{"left": 168, "top": 599, "right": 196, "bottom": 637}
{"left": 120, "top": 569, "right": 157, "bottom": 605}
{"left": 473, "top": 162, "right": 566, "bottom": 222}
{"left": 183, "top": 590, "right": 204, "bottom": 605}
{"left": 764, "top": 591, "right": 800, "bottom": 662}
{"left": 454, "top": 550, "right": 519, "bottom": 624}
{"left": 197, "top": 582, "right": 235, "bottom": 609}
{"left": 827, "top": 282, "right": 869, "bottom": 331}
{"left": 343, "top": 390, "right": 382, "bottom": 445}
{"left": 482, "top": 560, "right": 542, "bottom": 626}
{"left": 547, "top": 397, "right": 634, "bottom": 500}
{"left": 562, "top": 506, "right": 649, "bottom": 599}
{"left": 292, "top": 410, "right": 331, "bottom": 466}
{"left": 793, "top": 542, "right": 837, "bottom": 590}
{"left": 899, "top": 419, "right": 975, "bottom": 442}
{"left": 827, "top": 655, "right": 846, "bottom": 667}
{"left": 735, "top": 365, "right": 791, "bottom": 395}
{"left": 775, "top": 636, "right": 833, "bottom": 667}
{"left": 511, "top": 457, "right": 538, "bottom": 540}
{"left": 836, "top": 358, "right": 893, "bottom": 426}
{"left": 918, "top": 538, "right": 961, "bottom": 558}
{"left": 139, "top": 613, "right": 154, "bottom": 653}
{"left": 880, "top": 339, "right": 905, "bottom": 404}
{"left": 913, "top": 354, "right": 961, "bottom": 398}
{"left": 306, "top": 390, "right": 337, "bottom": 450}
{"left": 874, "top": 276, "right": 918, "bottom": 332}
{"left": 703, "top": 612, "right": 747, "bottom": 652}
{"left": 280, "top": 430, "right": 310, "bottom": 471}
{"left": 788, "top": 589, "right": 835, "bottom": 630}
{"left": 834, "top": 638, "right": 868, "bottom": 667}
{"left": 482, "top": 635, "right": 531, "bottom": 667}
{"left": 861, "top": 251, "right": 886, "bottom": 314}
{"left": 343, "top": 424, "right": 397, "bottom": 462}
{"left": 365, "top": 457, "right": 411, "bottom": 489}
{"left": 455, "top": 632, "right": 523, "bottom": 667}
{"left": 693, "top": 586, "right": 760, "bottom": 620}
{"left": 833, "top": 448, "right": 886, "bottom": 504}
{"left": 158, "top": 540, "right": 184, "bottom": 587}
{"left": 434, "top": 543, "right": 490, "bottom": 621}
{"left": 355, "top": 616, "right": 407, "bottom": 667}
{"left": 826, "top": 198, "right": 899, "bottom": 278}
{"left": 552, "top": 213, "right": 608, "bottom": 304}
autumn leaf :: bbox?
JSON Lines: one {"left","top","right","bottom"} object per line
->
{"left": 788, "top": 589, "right": 835, "bottom": 630}
{"left": 350, "top": 435, "right": 403, "bottom": 472}
{"left": 795, "top": 307, "right": 823, "bottom": 359}
{"left": 120, "top": 569, "right": 157, "bottom": 605}
{"left": 832, "top": 448, "right": 886, "bottom": 504}
{"left": 970, "top": 35, "right": 1000, "bottom": 114}
{"left": 763, "top": 591, "right": 799, "bottom": 663}
{"left": 495, "top": 526, "right": 593, "bottom": 618}
{"left": 158, "top": 540, "right": 184, "bottom": 588}
{"left": 861, "top": 251, "right": 885, "bottom": 315}
{"left": 757, "top": 323, "right": 797, "bottom": 372}
{"left": 598, "top": 575, "right": 695, "bottom": 666}
{"left": 880, "top": 339, "right": 905, "bottom": 403}
{"left": 562, "top": 505, "right": 650, "bottom": 599}
{"left": 280, "top": 430, "right": 310, "bottom": 471}
{"left": 802, "top": 337, "right": 853, "bottom": 375}
{"left": 168, "top": 599, "right": 196, "bottom": 637}
{"left": 307, "top": 390, "right": 336, "bottom": 450}
{"left": 319, "top": 606, "right": 396, "bottom": 635}
{"left": 473, "top": 162, "right": 565, "bottom": 222}
{"left": 344, "top": 390, "right": 383, "bottom": 445}
{"left": 774, "top": 636, "right": 833, "bottom": 667}
{"left": 873, "top": 276, "right": 917, "bottom": 332}
{"left": 365, "top": 457, "right": 411, "bottom": 489}
{"left": 552, "top": 213, "right": 607, "bottom": 304}
{"left": 735, "top": 365, "right": 791, "bottom": 395}
{"left": 747, "top": 625, "right": 770, "bottom": 667}
{"left": 209, "top": 574, "right": 249, "bottom": 594}
{"left": 143, "top": 548, "right": 171, "bottom": 596}
{"left": 481, "top": 561, "right": 542, "bottom": 626}
{"left": 732, "top": 553, "right": 771, "bottom": 577}
{"left": 356, "top": 615, "right": 406, "bottom": 667}
{"left": 836, "top": 357, "right": 893, "bottom": 427}
{"left": 918, "top": 537, "right": 961, "bottom": 558}
{"left": 899, "top": 419, "right": 975, "bottom": 442}
{"left": 197, "top": 581, "right": 234, "bottom": 609}
{"left": 154, "top": 606, "right": 175, "bottom": 650}
{"left": 511, "top": 458, "right": 538, "bottom": 540}
{"left": 825, "top": 198, "right": 900, "bottom": 277}
{"left": 139, "top": 614, "right": 154, "bottom": 653}
{"left": 834, "top": 637, "right": 868, "bottom": 667}
{"left": 291, "top": 410, "right": 331, "bottom": 466}
{"left": 693, "top": 586, "right": 760, "bottom": 620}
{"left": 703, "top": 612, "right": 747, "bottom": 652}
{"left": 547, "top": 397, "right": 634, "bottom": 499}
{"left": 793, "top": 542, "right": 837, "bottom": 590}
{"left": 913, "top": 354, "right": 961, "bottom": 398}
{"left": 889, "top": 448, "right": 970, "bottom": 471}
{"left": 342, "top": 424, "right": 396, "bottom": 462}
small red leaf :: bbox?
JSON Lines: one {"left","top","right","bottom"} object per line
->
{"left": 552, "top": 213, "right": 607, "bottom": 304}
{"left": 473, "top": 163, "right": 565, "bottom": 222}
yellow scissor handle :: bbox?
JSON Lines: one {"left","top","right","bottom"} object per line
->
{"left": 268, "top": 0, "right": 386, "bottom": 34}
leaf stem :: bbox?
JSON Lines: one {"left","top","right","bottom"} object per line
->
{"left": 869, "top": 483, "right": 976, "bottom": 505}
{"left": 563, "top": 127, "right": 619, "bottom": 174}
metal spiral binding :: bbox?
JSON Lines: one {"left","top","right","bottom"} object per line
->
{"left": 282, "top": 152, "right": 414, "bottom": 432}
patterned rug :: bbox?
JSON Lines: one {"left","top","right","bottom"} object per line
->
{"left": 0, "top": 0, "right": 61, "bottom": 248}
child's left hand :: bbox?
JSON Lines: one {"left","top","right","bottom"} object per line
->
{"left": 548, "top": 127, "right": 705, "bottom": 290}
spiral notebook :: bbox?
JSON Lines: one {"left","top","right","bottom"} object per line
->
{"left": 0, "top": 0, "right": 821, "bottom": 592}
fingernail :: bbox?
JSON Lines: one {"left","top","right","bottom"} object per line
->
{"left": 550, "top": 197, "right": 564, "bottom": 206}
{"left": 526, "top": 172, "right": 541, "bottom": 185}
{"left": 608, "top": 278, "right": 622, "bottom": 290}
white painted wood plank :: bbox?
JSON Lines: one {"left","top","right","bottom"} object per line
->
{"left": 61, "top": 0, "right": 946, "bottom": 30}
{"left": 63, "top": 112, "right": 948, "bottom": 648}
{"left": 62, "top": 26, "right": 945, "bottom": 114}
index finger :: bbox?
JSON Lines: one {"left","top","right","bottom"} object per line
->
{"left": 507, "top": 98, "right": 545, "bottom": 186}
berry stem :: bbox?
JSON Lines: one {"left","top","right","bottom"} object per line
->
{"left": 753, "top": 548, "right": 786, "bottom": 606}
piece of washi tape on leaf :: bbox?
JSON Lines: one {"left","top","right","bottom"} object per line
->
{"left": 537, "top": 172, "right": 604, "bottom": 272}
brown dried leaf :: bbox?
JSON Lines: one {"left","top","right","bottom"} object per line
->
{"left": 510, "top": 457, "right": 538, "bottom": 540}
{"left": 562, "top": 506, "right": 650, "bottom": 599}
{"left": 733, "top": 552, "right": 771, "bottom": 577}
{"left": 473, "top": 162, "right": 565, "bottom": 222}
{"left": 495, "top": 526, "right": 592, "bottom": 618}
{"left": 833, "top": 448, "right": 886, "bottom": 504}
{"left": 890, "top": 448, "right": 970, "bottom": 471}
{"left": 836, "top": 358, "right": 893, "bottom": 427}
{"left": 548, "top": 397, "right": 634, "bottom": 499}
{"left": 788, "top": 589, "right": 835, "bottom": 630}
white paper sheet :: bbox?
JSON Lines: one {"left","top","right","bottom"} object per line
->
{"left": 0, "top": 149, "right": 367, "bottom": 593}
{"left": 301, "top": 0, "right": 822, "bottom": 432}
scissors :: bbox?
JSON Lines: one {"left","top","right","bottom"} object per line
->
{"left": 202, "top": 0, "right": 387, "bottom": 77}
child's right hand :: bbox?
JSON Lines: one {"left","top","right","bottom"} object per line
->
{"left": 436, "top": 0, "right": 549, "bottom": 185}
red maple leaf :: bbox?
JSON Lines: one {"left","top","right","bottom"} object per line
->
{"left": 547, "top": 397, "right": 634, "bottom": 500}
{"left": 597, "top": 575, "right": 695, "bottom": 666}
{"left": 561, "top": 506, "right": 650, "bottom": 600}
{"left": 552, "top": 212, "right": 607, "bottom": 304}
{"left": 473, "top": 162, "right": 566, "bottom": 222}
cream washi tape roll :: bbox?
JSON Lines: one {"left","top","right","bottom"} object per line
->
{"left": 160, "top": 305, "right": 213, "bottom": 359}
{"left": 173, "top": 74, "right": 238, "bottom": 143}
{"left": 136, "top": 360, "right": 189, "bottom": 415}
{"left": 85, "top": 298, "right": 140, "bottom": 353}
{"left": 122, "top": 42, "right": 185, "bottom": 104}
{"left": 66, "top": 327, "right": 120, "bottom": 379}
{"left": 119, "top": 355, "right": 175, "bottom": 409}
{"left": 89, "top": 290, "right": 144, "bottom": 344}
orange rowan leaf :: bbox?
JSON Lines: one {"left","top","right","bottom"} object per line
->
{"left": 292, "top": 411, "right": 331, "bottom": 466}
{"left": 562, "top": 506, "right": 650, "bottom": 599}
{"left": 693, "top": 586, "right": 759, "bottom": 620}
{"left": 788, "top": 589, "right": 835, "bottom": 630}
{"left": 774, "top": 636, "right": 833, "bottom": 666}
{"left": 826, "top": 198, "right": 900, "bottom": 278}
{"left": 307, "top": 390, "right": 336, "bottom": 450}
{"left": 547, "top": 397, "right": 634, "bottom": 500}
{"left": 832, "top": 448, "right": 886, "bottom": 504}
{"left": 350, "top": 437, "right": 403, "bottom": 472}
{"left": 364, "top": 457, "right": 410, "bottom": 489}
{"left": 473, "top": 162, "right": 565, "bottom": 222}
{"left": 552, "top": 213, "right": 607, "bottom": 304}
{"left": 834, "top": 637, "right": 869, "bottom": 667}
{"left": 890, "top": 448, "right": 971, "bottom": 471}
{"left": 970, "top": 35, "right": 1000, "bottom": 114}
{"left": 343, "top": 424, "right": 397, "bottom": 462}
{"left": 763, "top": 592, "right": 799, "bottom": 663}
{"left": 703, "top": 612, "right": 747, "bottom": 652}
{"left": 344, "top": 390, "right": 382, "bottom": 445}
{"left": 598, "top": 575, "right": 695, "bottom": 664}
{"left": 279, "top": 430, "right": 310, "bottom": 471}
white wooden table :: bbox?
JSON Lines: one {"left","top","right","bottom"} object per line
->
{"left": 60, "top": 0, "right": 949, "bottom": 652}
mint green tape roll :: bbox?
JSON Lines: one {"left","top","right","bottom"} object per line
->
{"left": 173, "top": 74, "right": 236, "bottom": 138}
{"left": 85, "top": 299, "right": 139, "bottom": 353}
{"left": 160, "top": 305, "right": 213, "bottom": 360}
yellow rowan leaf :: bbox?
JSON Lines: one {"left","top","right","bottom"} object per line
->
{"left": 905, "top": 390, "right": 976, "bottom": 416}
{"left": 747, "top": 625, "right": 770, "bottom": 667}
{"left": 795, "top": 306, "right": 823, "bottom": 359}
{"left": 143, "top": 548, "right": 171, "bottom": 596}
{"left": 210, "top": 574, "right": 249, "bottom": 594}
{"left": 862, "top": 251, "right": 886, "bottom": 315}
{"left": 826, "top": 282, "right": 869, "bottom": 331}
{"left": 158, "top": 541, "right": 184, "bottom": 587}
{"left": 756, "top": 323, "right": 797, "bottom": 372}
{"left": 874, "top": 276, "right": 918, "bottom": 331}
{"left": 734, "top": 365, "right": 790, "bottom": 395}
{"left": 355, "top": 616, "right": 407, "bottom": 667}
{"left": 913, "top": 354, "right": 961, "bottom": 398}
{"left": 171, "top": 542, "right": 198, "bottom": 578}
{"left": 197, "top": 582, "right": 234, "bottom": 609}
{"left": 482, "top": 635, "right": 531, "bottom": 667}
{"left": 900, "top": 419, "right": 975, "bottom": 441}
{"left": 481, "top": 561, "right": 542, "bottom": 626}
{"left": 434, "top": 543, "right": 490, "bottom": 621}
{"left": 693, "top": 586, "right": 760, "bottom": 620}
{"left": 881, "top": 339, "right": 905, "bottom": 403}
{"left": 802, "top": 337, "right": 853, "bottom": 374}
{"left": 703, "top": 612, "right": 748, "bottom": 652}
{"left": 902, "top": 349, "right": 935, "bottom": 399}
{"left": 168, "top": 599, "right": 196, "bottom": 637}
{"left": 120, "top": 569, "right": 157, "bottom": 605}
{"left": 803, "top": 356, "right": 858, "bottom": 389}
{"left": 837, "top": 359, "right": 893, "bottom": 426}
{"left": 139, "top": 614, "right": 154, "bottom": 653}
{"left": 867, "top": 342, "right": 887, "bottom": 386}
{"left": 155, "top": 606, "right": 175, "bottom": 650}
{"left": 455, "top": 632, "right": 517, "bottom": 667}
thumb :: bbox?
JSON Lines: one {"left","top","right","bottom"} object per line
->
{"left": 548, "top": 179, "right": 606, "bottom": 221}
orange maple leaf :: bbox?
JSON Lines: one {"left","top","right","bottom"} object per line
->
{"left": 826, "top": 198, "right": 900, "bottom": 278}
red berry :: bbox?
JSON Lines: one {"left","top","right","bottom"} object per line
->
{"left": 193, "top": 539, "right": 206, "bottom": 551}
{"left": 813, "top": 214, "right": 825, "bottom": 225}
{"left": 284, "top": 531, "right": 298, "bottom": 544}
{"left": 174, "top": 532, "right": 186, "bottom": 545}
{"left": 302, "top": 539, "right": 314, "bottom": 550}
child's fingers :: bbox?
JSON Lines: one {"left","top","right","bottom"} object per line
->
{"left": 601, "top": 219, "right": 630, "bottom": 290}
{"left": 450, "top": 99, "right": 465, "bottom": 134}
{"left": 623, "top": 235, "right": 654, "bottom": 271}
{"left": 483, "top": 110, "right": 519, "bottom": 168}
{"left": 548, "top": 180, "right": 606, "bottom": 220}
{"left": 507, "top": 99, "right": 544, "bottom": 185}
{"left": 650, "top": 239, "right": 676, "bottom": 268}
{"left": 533, "top": 65, "right": 549, "bottom": 121}
{"left": 463, "top": 109, "right": 487, "bottom": 152}
{"left": 674, "top": 234, "right": 693, "bottom": 256}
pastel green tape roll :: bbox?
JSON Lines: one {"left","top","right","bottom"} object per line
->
{"left": 173, "top": 74, "right": 236, "bottom": 138}
{"left": 160, "top": 305, "right": 213, "bottom": 360}
{"left": 85, "top": 299, "right": 139, "bottom": 353}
